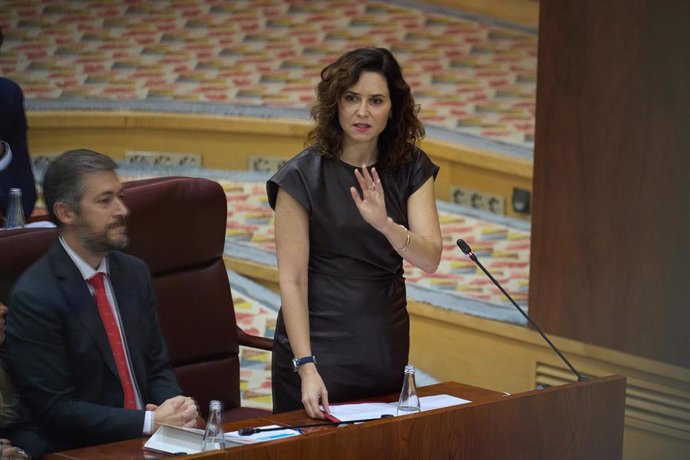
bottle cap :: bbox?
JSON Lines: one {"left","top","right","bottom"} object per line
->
{"left": 209, "top": 400, "right": 223, "bottom": 411}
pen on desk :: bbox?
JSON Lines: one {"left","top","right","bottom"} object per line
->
{"left": 258, "top": 433, "right": 298, "bottom": 441}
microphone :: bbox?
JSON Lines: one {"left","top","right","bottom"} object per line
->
{"left": 456, "top": 239, "right": 587, "bottom": 382}
{"left": 238, "top": 414, "right": 394, "bottom": 436}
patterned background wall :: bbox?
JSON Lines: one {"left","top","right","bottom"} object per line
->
{"left": 0, "top": 0, "right": 537, "bottom": 157}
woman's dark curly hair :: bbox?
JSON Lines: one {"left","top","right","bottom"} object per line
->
{"left": 307, "top": 47, "right": 425, "bottom": 169}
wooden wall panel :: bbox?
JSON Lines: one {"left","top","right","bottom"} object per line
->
{"left": 529, "top": 0, "right": 690, "bottom": 367}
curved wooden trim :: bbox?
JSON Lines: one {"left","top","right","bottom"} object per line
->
{"left": 27, "top": 110, "right": 533, "bottom": 179}
{"left": 423, "top": 0, "right": 539, "bottom": 28}
{"left": 28, "top": 110, "right": 312, "bottom": 135}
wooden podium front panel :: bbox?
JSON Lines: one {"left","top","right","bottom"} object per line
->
{"left": 47, "top": 377, "right": 625, "bottom": 459}
{"left": 227, "top": 376, "right": 625, "bottom": 459}
{"left": 529, "top": 0, "right": 690, "bottom": 368}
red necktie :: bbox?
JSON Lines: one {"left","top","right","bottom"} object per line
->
{"left": 88, "top": 272, "right": 138, "bottom": 409}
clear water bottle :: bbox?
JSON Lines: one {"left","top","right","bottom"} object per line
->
{"left": 201, "top": 400, "right": 226, "bottom": 451}
{"left": 201, "top": 399, "right": 225, "bottom": 451}
{"left": 396, "top": 364, "right": 421, "bottom": 415}
{"left": 4, "top": 188, "right": 26, "bottom": 229}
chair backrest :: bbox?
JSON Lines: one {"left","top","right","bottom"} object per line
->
{"left": 121, "top": 176, "right": 242, "bottom": 416}
{"left": 0, "top": 227, "right": 57, "bottom": 304}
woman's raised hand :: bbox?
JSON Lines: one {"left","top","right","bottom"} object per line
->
{"left": 350, "top": 165, "right": 388, "bottom": 231}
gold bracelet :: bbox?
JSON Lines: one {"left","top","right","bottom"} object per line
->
{"left": 394, "top": 224, "right": 410, "bottom": 251}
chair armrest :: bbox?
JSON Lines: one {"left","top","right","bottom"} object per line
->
{"left": 28, "top": 209, "right": 50, "bottom": 224}
{"left": 236, "top": 326, "right": 273, "bottom": 351}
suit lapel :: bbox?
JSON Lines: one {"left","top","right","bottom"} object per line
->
{"left": 50, "top": 243, "right": 120, "bottom": 380}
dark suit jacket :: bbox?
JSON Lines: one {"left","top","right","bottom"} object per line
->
{"left": 0, "top": 360, "right": 49, "bottom": 459}
{"left": 0, "top": 77, "right": 36, "bottom": 218}
{"left": 0, "top": 418, "right": 48, "bottom": 460}
{"left": 5, "top": 242, "right": 182, "bottom": 453}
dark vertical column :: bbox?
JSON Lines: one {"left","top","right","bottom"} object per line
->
{"left": 529, "top": 0, "right": 690, "bottom": 367}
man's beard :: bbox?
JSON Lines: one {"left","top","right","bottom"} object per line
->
{"left": 74, "top": 216, "right": 129, "bottom": 255}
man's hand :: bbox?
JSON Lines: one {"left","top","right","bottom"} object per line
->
{"left": 148, "top": 396, "right": 199, "bottom": 430}
{"left": 1, "top": 438, "right": 30, "bottom": 459}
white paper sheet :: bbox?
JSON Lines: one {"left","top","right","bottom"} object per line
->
{"left": 419, "top": 394, "right": 471, "bottom": 411}
{"left": 324, "top": 394, "right": 471, "bottom": 422}
{"left": 144, "top": 425, "right": 205, "bottom": 455}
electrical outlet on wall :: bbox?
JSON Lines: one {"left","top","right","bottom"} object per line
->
{"left": 32, "top": 154, "right": 61, "bottom": 168}
{"left": 486, "top": 195, "right": 505, "bottom": 214}
{"left": 451, "top": 187, "right": 471, "bottom": 207}
{"left": 451, "top": 186, "right": 505, "bottom": 215}
{"left": 249, "top": 156, "right": 288, "bottom": 172}
{"left": 125, "top": 151, "right": 202, "bottom": 167}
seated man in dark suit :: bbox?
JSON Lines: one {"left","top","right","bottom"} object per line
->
{"left": 0, "top": 26, "right": 37, "bottom": 218}
{"left": 5, "top": 149, "right": 198, "bottom": 454}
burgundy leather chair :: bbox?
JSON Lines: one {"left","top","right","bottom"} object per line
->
{"left": 0, "top": 227, "right": 57, "bottom": 304}
{"left": 121, "top": 176, "right": 272, "bottom": 421}
{"left": 1, "top": 176, "right": 272, "bottom": 421}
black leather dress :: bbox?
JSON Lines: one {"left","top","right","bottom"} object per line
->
{"left": 266, "top": 146, "right": 438, "bottom": 413}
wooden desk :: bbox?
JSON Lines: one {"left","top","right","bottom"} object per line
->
{"left": 46, "top": 377, "right": 625, "bottom": 459}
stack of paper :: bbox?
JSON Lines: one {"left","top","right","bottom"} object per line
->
{"left": 144, "top": 424, "right": 301, "bottom": 454}
{"left": 144, "top": 426, "right": 206, "bottom": 455}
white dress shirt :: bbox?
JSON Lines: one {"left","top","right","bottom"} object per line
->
{"left": 0, "top": 141, "right": 12, "bottom": 171}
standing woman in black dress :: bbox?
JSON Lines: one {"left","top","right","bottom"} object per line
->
{"left": 267, "top": 48, "right": 442, "bottom": 418}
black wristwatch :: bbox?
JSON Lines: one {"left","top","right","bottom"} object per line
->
{"left": 292, "top": 355, "right": 317, "bottom": 372}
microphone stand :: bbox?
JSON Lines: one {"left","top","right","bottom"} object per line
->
{"left": 456, "top": 239, "right": 587, "bottom": 382}
{"left": 238, "top": 414, "right": 394, "bottom": 436}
